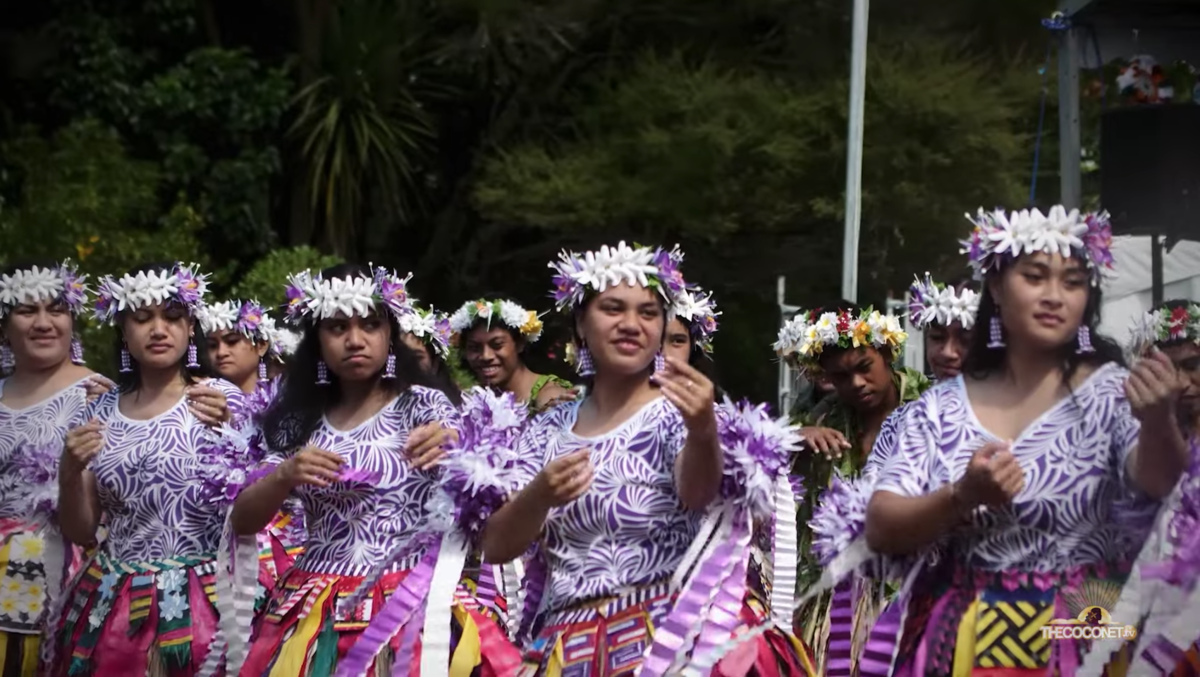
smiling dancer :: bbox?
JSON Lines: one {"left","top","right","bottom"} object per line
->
{"left": 483, "top": 242, "right": 813, "bottom": 676}
{"left": 232, "top": 264, "right": 518, "bottom": 675}
{"left": 0, "top": 261, "right": 97, "bottom": 676}
{"left": 864, "top": 206, "right": 1184, "bottom": 676}
{"left": 451, "top": 297, "right": 574, "bottom": 412}
{"left": 51, "top": 261, "right": 251, "bottom": 676}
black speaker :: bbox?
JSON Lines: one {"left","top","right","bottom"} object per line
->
{"left": 1100, "top": 105, "right": 1200, "bottom": 242}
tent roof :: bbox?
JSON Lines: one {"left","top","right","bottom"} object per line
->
{"left": 1103, "top": 236, "right": 1200, "bottom": 300}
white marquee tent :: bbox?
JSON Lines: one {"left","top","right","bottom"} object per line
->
{"left": 1098, "top": 236, "right": 1200, "bottom": 348}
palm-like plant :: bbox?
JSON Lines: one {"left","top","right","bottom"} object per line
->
{"left": 289, "top": 0, "right": 439, "bottom": 257}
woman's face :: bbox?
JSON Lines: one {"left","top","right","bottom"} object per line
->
{"left": 318, "top": 312, "right": 391, "bottom": 382}
{"left": 463, "top": 326, "right": 521, "bottom": 386}
{"left": 577, "top": 283, "right": 664, "bottom": 377}
{"left": 399, "top": 332, "right": 432, "bottom": 373}
{"left": 122, "top": 302, "right": 191, "bottom": 371}
{"left": 3, "top": 299, "right": 74, "bottom": 371}
{"left": 205, "top": 329, "right": 266, "bottom": 389}
{"left": 664, "top": 317, "right": 692, "bottom": 365}
{"left": 991, "top": 252, "right": 1089, "bottom": 352}
{"left": 924, "top": 322, "right": 971, "bottom": 380}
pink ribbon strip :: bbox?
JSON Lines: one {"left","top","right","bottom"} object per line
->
{"left": 335, "top": 540, "right": 443, "bottom": 677}
{"left": 688, "top": 523, "right": 751, "bottom": 668}
{"left": 338, "top": 467, "right": 382, "bottom": 484}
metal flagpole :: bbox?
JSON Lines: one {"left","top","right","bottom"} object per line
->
{"left": 842, "top": 0, "right": 870, "bottom": 303}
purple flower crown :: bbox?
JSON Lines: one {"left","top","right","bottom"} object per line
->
{"left": 961, "top": 206, "right": 1114, "bottom": 285}
{"left": 400, "top": 305, "right": 453, "bottom": 359}
{"left": 906, "top": 273, "right": 980, "bottom": 330}
{"left": 197, "top": 299, "right": 290, "bottom": 360}
{"left": 0, "top": 260, "right": 90, "bottom": 319}
{"left": 549, "top": 242, "right": 687, "bottom": 313}
{"left": 93, "top": 262, "right": 209, "bottom": 325}
{"left": 283, "top": 266, "right": 414, "bottom": 326}
{"left": 671, "top": 286, "right": 721, "bottom": 354}
{"left": 716, "top": 398, "right": 804, "bottom": 520}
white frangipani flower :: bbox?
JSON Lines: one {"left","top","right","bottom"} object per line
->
{"left": 498, "top": 300, "right": 527, "bottom": 328}
{"left": 0, "top": 267, "right": 64, "bottom": 308}
{"left": 197, "top": 300, "right": 239, "bottom": 334}
{"left": 570, "top": 241, "right": 658, "bottom": 292}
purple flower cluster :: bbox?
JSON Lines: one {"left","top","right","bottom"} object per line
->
{"left": 1148, "top": 442, "right": 1200, "bottom": 589}
{"left": 1083, "top": 211, "right": 1115, "bottom": 272}
{"left": 434, "top": 387, "right": 529, "bottom": 541}
{"left": 652, "top": 246, "right": 688, "bottom": 300}
{"left": 58, "top": 262, "right": 90, "bottom": 315}
{"left": 715, "top": 398, "right": 803, "bottom": 520}
{"left": 12, "top": 442, "right": 61, "bottom": 521}
{"left": 809, "top": 470, "right": 872, "bottom": 566}
{"left": 197, "top": 423, "right": 262, "bottom": 508}
{"left": 373, "top": 266, "right": 412, "bottom": 317}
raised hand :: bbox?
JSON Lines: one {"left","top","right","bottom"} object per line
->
{"left": 957, "top": 441, "right": 1024, "bottom": 508}
{"left": 277, "top": 446, "right": 345, "bottom": 489}
{"left": 83, "top": 375, "right": 115, "bottom": 402}
{"left": 801, "top": 426, "right": 852, "bottom": 460}
{"left": 63, "top": 419, "right": 105, "bottom": 471}
{"left": 654, "top": 356, "right": 717, "bottom": 437}
{"left": 533, "top": 449, "right": 593, "bottom": 507}
{"left": 404, "top": 422, "right": 458, "bottom": 470}
{"left": 187, "top": 385, "right": 231, "bottom": 426}
{"left": 1126, "top": 348, "right": 1185, "bottom": 425}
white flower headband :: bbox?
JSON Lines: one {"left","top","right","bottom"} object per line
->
{"left": 961, "top": 205, "right": 1115, "bottom": 285}
{"left": 284, "top": 266, "right": 414, "bottom": 325}
{"left": 671, "top": 287, "right": 720, "bottom": 354}
{"left": 197, "top": 299, "right": 292, "bottom": 362}
{"left": 449, "top": 299, "right": 545, "bottom": 344}
{"left": 774, "top": 307, "right": 908, "bottom": 372}
{"left": 1128, "top": 302, "right": 1200, "bottom": 356}
{"left": 549, "top": 241, "right": 687, "bottom": 312}
{"left": 906, "top": 273, "right": 979, "bottom": 330}
{"left": 400, "top": 305, "right": 453, "bottom": 359}
{"left": 0, "top": 261, "right": 89, "bottom": 319}
{"left": 94, "top": 262, "right": 209, "bottom": 325}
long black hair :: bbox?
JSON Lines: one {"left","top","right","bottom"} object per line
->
{"left": 113, "top": 262, "right": 215, "bottom": 393}
{"left": 405, "top": 341, "right": 462, "bottom": 406}
{"left": 261, "top": 263, "right": 444, "bottom": 451}
{"left": 963, "top": 265, "right": 1124, "bottom": 384}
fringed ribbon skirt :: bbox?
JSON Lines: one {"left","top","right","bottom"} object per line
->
{"left": 255, "top": 511, "right": 303, "bottom": 614}
{"left": 1, "top": 522, "right": 79, "bottom": 676}
{"left": 518, "top": 579, "right": 815, "bottom": 677}
{"left": 48, "top": 551, "right": 221, "bottom": 677}
{"left": 242, "top": 564, "right": 520, "bottom": 676}
{"left": 890, "top": 561, "right": 1137, "bottom": 677}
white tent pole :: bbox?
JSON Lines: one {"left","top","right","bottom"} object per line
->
{"left": 842, "top": 0, "right": 869, "bottom": 303}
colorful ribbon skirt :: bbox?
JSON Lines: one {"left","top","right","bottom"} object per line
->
{"left": 890, "top": 561, "right": 1137, "bottom": 677}
{"left": 242, "top": 565, "right": 521, "bottom": 676}
{"left": 255, "top": 511, "right": 304, "bottom": 614}
{"left": 519, "top": 579, "right": 815, "bottom": 677}
{"left": 49, "top": 551, "right": 222, "bottom": 677}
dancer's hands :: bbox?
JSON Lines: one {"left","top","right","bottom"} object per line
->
{"left": 405, "top": 422, "right": 458, "bottom": 470}
{"left": 957, "top": 441, "right": 1024, "bottom": 508}
{"left": 83, "top": 375, "right": 115, "bottom": 402}
{"left": 63, "top": 419, "right": 105, "bottom": 471}
{"left": 801, "top": 426, "right": 851, "bottom": 460}
{"left": 1126, "top": 348, "right": 1185, "bottom": 425}
{"left": 276, "top": 447, "right": 345, "bottom": 489}
{"left": 532, "top": 450, "right": 593, "bottom": 507}
{"left": 655, "top": 356, "right": 717, "bottom": 438}
{"left": 187, "top": 385, "right": 231, "bottom": 426}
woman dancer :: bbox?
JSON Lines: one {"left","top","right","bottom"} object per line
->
{"left": 865, "top": 206, "right": 1186, "bottom": 675}
{"left": 197, "top": 298, "right": 307, "bottom": 613}
{"left": 52, "top": 261, "right": 247, "bottom": 676}
{"left": 232, "top": 264, "right": 516, "bottom": 675}
{"left": 908, "top": 273, "right": 980, "bottom": 382}
{"left": 451, "top": 297, "right": 573, "bottom": 411}
{"left": 0, "top": 261, "right": 95, "bottom": 675}
{"left": 483, "top": 242, "right": 813, "bottom": 676}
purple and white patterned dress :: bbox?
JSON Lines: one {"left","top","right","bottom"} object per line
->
{"left": 242, "top": 385, "right": 520, "bottom": 675}
{"left": 870, "top": 363, "right": 1157, "bottom": 675}
{"left": 0, "top": 378, "right": 89, "bottom": 658}
{"left": 49, "top": 378, "right": 248, "bottom": 677}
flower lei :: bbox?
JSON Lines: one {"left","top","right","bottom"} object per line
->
{"left": 961, "top": 205, "right": 1114, "bottom": 285}
{"left": 400, "top": 305, "right": 453, "bottom": 359}
{"left": 197, "top": 299, "right": 292, "bottom": 361}
{"left": 907, "top": 272, "right": 980, "bottom": 330}
{"left": 671, "top": 286, "right": 721, "bottom": 354}
{"left": 424, "top": 387, "right": 528, "bottom": 541}
{"left": 716, "top": 398, "right": 804, "bottom": 520}
{"left": 93, "top": 262, "right": 209, "bottom": 325}
{"left": 449, "top": 299, "right": 545, "bottom": 344}
{"left": 549, "top": 241, "right": 687, "bottom": 312}
{"left": 284, "top": 266, "right": 414, "bottom": 325}
{"left": 1129, "top": 302, "right": 1200, "bottom": 356}
{"left": 774, "top": 306, "right": 908, "bottom": 372}
{"left": 0, "top": 261, "right": 90, "bottom": 319}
